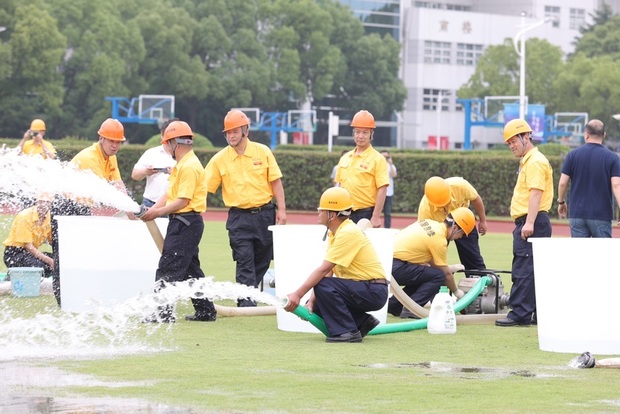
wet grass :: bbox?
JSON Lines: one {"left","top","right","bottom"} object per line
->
{"left": 3, "top": 218, "right": 619, "bottom": 412}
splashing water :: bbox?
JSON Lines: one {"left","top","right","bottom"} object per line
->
{"left": 0, "top": 278, "right": 283, "bottom": 361}
{"left": 0, "top": 146, "right": 140, "bottom": 212}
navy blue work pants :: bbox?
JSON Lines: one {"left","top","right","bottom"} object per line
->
{"left": 387, "top": 258, "right": 445, "bottom": 315}
{"left": 454, "top": 225, "right": 486, "bottom": 275}
{"left": 226, "top": 206, "right": 275, "bottom": 289}
{"left": 508, "top": 212, "right": 552, "bottom": 323}
{"left": 157, "top": 214, "right": 215, "bottom": 315}
{"left": 312, "top": 277, "right": 388, "bottom": 337}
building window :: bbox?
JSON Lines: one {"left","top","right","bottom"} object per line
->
{"left": 456, "top": 43, "right": 483, "bottom": 66}
{"left": 423, "top": 89, "right": 450, "bottom": 111}
{"left": 424, "top": 41, "right": 451, "bottom": 64}
{"left": 545, "top": 6, "right": 560, "bottom": 28}
{"left": 569, "top": 8, "right": 585, "bottom": 30}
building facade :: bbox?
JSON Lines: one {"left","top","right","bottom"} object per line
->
{"left": 338, "top": 0, "right": 615, "bottom": 149}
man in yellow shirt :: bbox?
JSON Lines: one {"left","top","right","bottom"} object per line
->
{"left": 140, "top": 121, "right": 217, "bottom": 323}
{"left": 387, "top": 207, "right": 475, "bottom": 318}
{"left": 496, "top": 119, "right": 553, "bottom": 327}
{"left": 18, "top": 119, "right": 56, "bottom": 159}
{"left": 418, "top": 176, "right": 488, "bottom": 274}
{"left": 284, "top": 187, "right": 388, "bottom": 343}
{"left": 335, "top": 110, "right": 389, "bottom": 228}
{"left": 3, "top": 194, "right": 54, "bottom": 277}
{"left": 205, "top": 109, "right": 287, "bottom": 307}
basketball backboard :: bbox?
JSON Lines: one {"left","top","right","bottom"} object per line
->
{"left": 287, "top": 110, "right": 317, "bottom": 132}
{"left": 138, "top": 95, "right": 175, "bottom": 123}
{"left": 232, "top": 107, "right": 260, "bottom": 125}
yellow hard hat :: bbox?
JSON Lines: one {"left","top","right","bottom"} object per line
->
{"left": 424, "top": 176, "right": 451, "bottom": 207}
{"left": 450, "top": 207, "right": 476, "bottom": 236}
{"left": 503, "top": 119, "right": 533, "bottom": 142}
{"left": 318, "top": 187, "right": 353, "bottom": 212}
{"left": 30, "top": 119, "right": 46, "bottom": 131}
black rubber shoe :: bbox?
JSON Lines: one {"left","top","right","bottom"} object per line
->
{"left": 185, "top": 313, "right": 217, "bottom": 322}
{"left": 495, "top": 317, "right": 531, "bottom": 327}
{"left": 358, "top": 316, "right": 380, "bottom": 338}
{"left": 576, "top": 352, "right": 596, "bottom": 368}
{"left": 325, "top": 330, "right": 363, "bottom": 343}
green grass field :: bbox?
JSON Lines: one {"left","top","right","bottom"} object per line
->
{"left": 1, "top": 218, "right": 619, "bottom": 413}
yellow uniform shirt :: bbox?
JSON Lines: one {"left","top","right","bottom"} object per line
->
{"left": 22, "top": 139, "right": 56, "bottom": 159}
{"left": 3, "top": 206, "right": 52, "bottom": 248}
{"left": 205, "top": 140, "right": 282, "bottom": 208}
{"left": 510, "top": 147, "right": 554, "bottom": 220}
{"left": 418, "top": 177, "right": 479, "bottom": 222}
{"left": 393, "top": 219, "right": 448, "bottom": 267}
{"left": 325, "top": 219, "right": 386, "bottom": 281}
{"left": 167, "top": 150, "right": 207, "bottom": 214}
{"left": 71, "top": 142, "right": 122, "bottom": 182}
{"left": 335, "top": 146, "right": 389, "bottom": 210}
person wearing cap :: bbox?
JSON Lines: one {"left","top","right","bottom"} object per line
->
{"left": 334, "top": 110, "right": 389, "bottom": 228}
{"left": 284, "top": 187, "right": 388, "bottom": 343}
{"left": 49, "top": 118, "right": 132, "bottom": 306}
{"left": 418, "top": 176, "right": 487, "bottom": 275}
{"left": 387, "top": 207, "right": 475, "bottom": 318}
{"left": 205, "top": 109, "right": 287, "bottom": 307}
{"left": 131, "top": 118, "right": 178, "bottom": 208}
{"left": 3, "top": 194, "right": 54, "bottom": 278}
{"left": 18, "top": 119, "right": 56, "bottom": 159}
{"left": 139, "top": 120, "right": 217, "bottom": 323}
{"left": 496, "top": 119, "right": 553, "bottom": 327}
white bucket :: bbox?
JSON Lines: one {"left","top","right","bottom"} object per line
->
{"left": 269, "top": 224, "right": 397, "bottom": 334}
{"left": 531, "top": 238, "right": 620, "bottom": 354}
{"left": 56, "top": 216, "right": 168, "bottom": 313}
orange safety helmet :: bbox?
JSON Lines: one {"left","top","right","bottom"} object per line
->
{"left": 450, "top": 207, "right": 476, "bottom": 236}
{"left": 350, "top": 110, "right": 376, "bottom": 129}
{"left": 424, "top": 176, "right": 451, "bottom": 207}
{"left": 503, "top": 119, "right": 533, "bottom": 142}
{"left": 97, "top": 118, "right": 126, "bottom": 141}
{"left": 162, "top": 121, "right": 194, "bottom": 143}
{"left": 222, "top": 109, "right": 251, "bottom": 132}
{"left": 30, "top": 119, "right": 46, "bottom": 131}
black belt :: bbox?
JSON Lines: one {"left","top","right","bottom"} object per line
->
{"left": 353, "top": 207, "right": 374, "bottom": 213}
{"left": 514, "top": 211, "right": 548, "bottom": 225}
{"left": 365, "top": 278, "right": 388, "bottom": 285}
{"left": 169, "top": 211, "right": 200, "bottom": 225}
{"left": 230, "top": 203, "right": 274, "bottom": 214}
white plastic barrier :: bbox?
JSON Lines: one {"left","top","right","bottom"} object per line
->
{"left": 531, "top": 238, "right": 620, "bottom": 354}
{"left": 56, "top": 216, "right": 168, "bottom": 313}
{"left": 270, "top": 224, "right": 397, "bottom": 334}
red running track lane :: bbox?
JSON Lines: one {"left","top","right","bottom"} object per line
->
{"left": 203, "top": 209, "right": 587, "bottom": 237}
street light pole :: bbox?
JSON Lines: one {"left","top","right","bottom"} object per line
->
{"left": 513, "top": 14, "right": 552, "bottom": 119}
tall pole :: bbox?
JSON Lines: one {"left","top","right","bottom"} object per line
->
{"left": 513, "top": 15, "right": 551, "bottom": 120}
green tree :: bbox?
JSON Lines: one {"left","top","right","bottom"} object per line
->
{"left": 0, "top": 3, "right": 65, "bottom": 137}
{"left": 458, "top": 38, "right": 563, "bottom": 113}
{"left": 573, "top": 13, "right": 620, "bottom": 59}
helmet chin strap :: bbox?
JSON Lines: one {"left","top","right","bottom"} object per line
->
{"left": 322, "top": 212, "right": 333, "bottom": 241}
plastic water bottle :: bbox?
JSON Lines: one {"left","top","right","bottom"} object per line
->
{"left": 427, "top": 286, "right": 456, "bottom": 334}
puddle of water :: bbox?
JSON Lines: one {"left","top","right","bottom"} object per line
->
{"left": 359, "top": 361, "right": 543, "bottom": 380}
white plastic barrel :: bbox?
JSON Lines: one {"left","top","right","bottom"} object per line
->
{"left": 269, "top": 224, "right": 397, "bottom": 334}
{"left": 531, "top": 238, "right": 620, "bottom": 354}
{"left": 56, "top": 216, "right": 168, "bottom": 313}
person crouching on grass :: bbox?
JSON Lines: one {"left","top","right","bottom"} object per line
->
{"left": 284, "top": 187, "right": 388, "bottom": 343}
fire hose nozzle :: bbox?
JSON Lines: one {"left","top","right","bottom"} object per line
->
{"left": 135, "top": 205, "right": 149, "bottom": 219}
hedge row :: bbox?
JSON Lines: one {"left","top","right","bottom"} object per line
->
{"left": 46, "top": 143, "right": 564, "bottom": 218}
